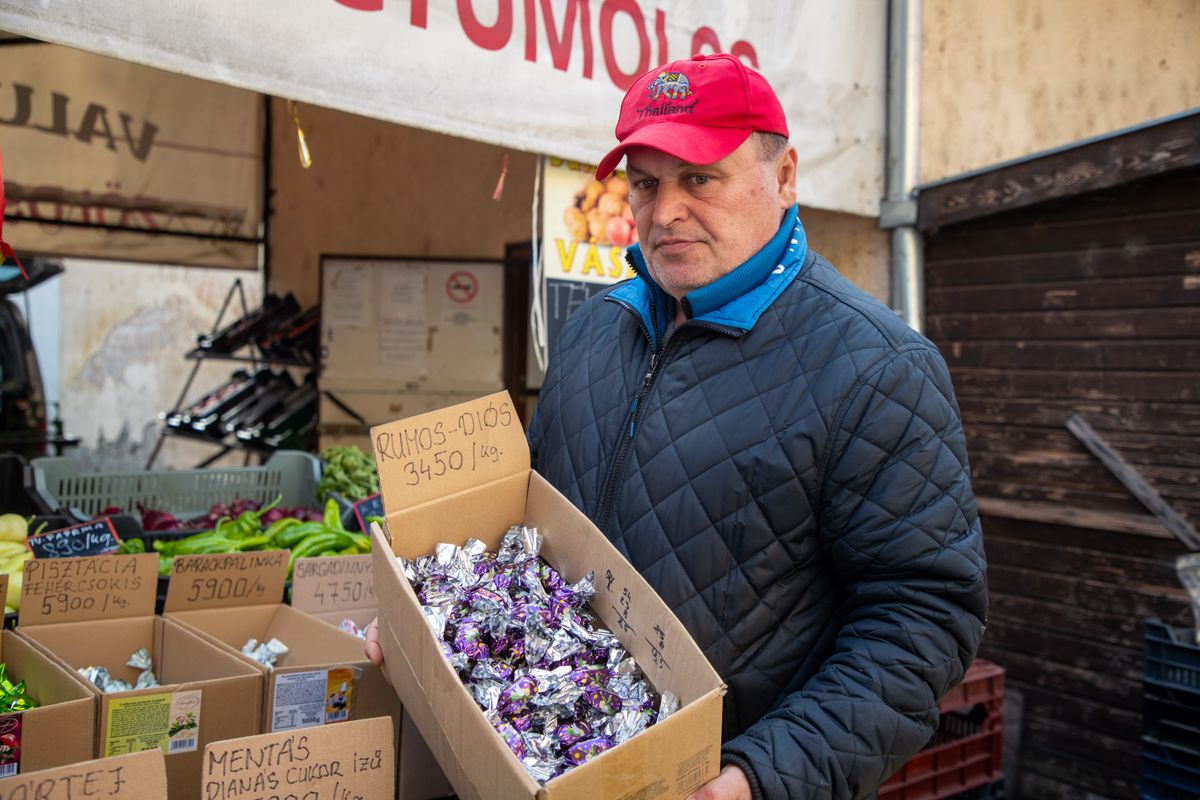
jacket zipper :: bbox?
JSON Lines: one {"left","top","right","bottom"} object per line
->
{"left": 592, "top": 316, "right": 735, "bottom": 534}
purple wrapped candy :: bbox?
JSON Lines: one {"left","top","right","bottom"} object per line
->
{"left": 493, "top": 570, "right": 515, "bottom": 592}
{"left": 539, "top": 562, "right": 565, "bottom": 592}
{"left": 499, "top": 674, "right": 539, "bottom": 713}
{"left": 497, "top": 722, "right": 527, "bottom": 759}
{"left": 507, "top": 708, "right": 535, "bottom": 732}
{"left": 569, "top": 666, "right": 608, "bottom": 688}
{"left": 583, "top": 686, "right": 622, "bottom": 715}
{"left": 454, "top": 620, "right": 491, "bottom": 661}
{"left": 554, "top": 720, "right": 593, "bottom": 748}
{"left": 549, "top": 589, "right": 573, "bottom": 623}
{"left": 566, "top": 736, "right": 614, "bottom": 765}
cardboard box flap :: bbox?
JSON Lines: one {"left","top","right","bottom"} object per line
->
{"left": 290, "top": 554, "right": 375, "bottom": 614}
{"left": 164, "top": 550, "right": 289, "bottom": 612}
{"left": 2, "top": 629, "right": 93, "bottom": 702}
{"left": 203, "top": 716, "right": 394, "bottom": 798}
{"left": 372, "top": 391, "right": 527, "bottom": 517}
{"left": 0, "top": 749, "right": 167, "bottom": 798}
{"left": 18, "top": 552, "right": 158, "bottom": 626}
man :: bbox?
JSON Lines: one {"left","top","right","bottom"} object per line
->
{"left": 370, "top": 53, "right": 987, "bottom": 800}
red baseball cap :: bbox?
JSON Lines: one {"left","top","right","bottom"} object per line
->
{"left": 595, "top": 53, "right": 789, "bottom": 180}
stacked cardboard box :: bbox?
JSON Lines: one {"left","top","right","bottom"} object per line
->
{"left": 16, "top": 553, "right": 263, "bottom": 799}
{"left": 164, "top": 549, "right": 448, "bottom": 799}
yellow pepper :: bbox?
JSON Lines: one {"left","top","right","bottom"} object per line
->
{"left": 0, "top": 514, "right": 26, "bottom": 544}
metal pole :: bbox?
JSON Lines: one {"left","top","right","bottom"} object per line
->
{"left": 881, "top": 0, "right": 925, "bottom": 334}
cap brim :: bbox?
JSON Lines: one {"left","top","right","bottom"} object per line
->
{"left": 595, "top": 123, "right": 754, "bottom": 180}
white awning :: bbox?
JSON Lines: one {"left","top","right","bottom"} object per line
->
{"left": 0, "top": 0, "right": 884, "bottom": 216}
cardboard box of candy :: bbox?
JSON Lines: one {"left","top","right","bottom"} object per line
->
{"left": 370, "top": 391, "right": 726, "bottom": 800}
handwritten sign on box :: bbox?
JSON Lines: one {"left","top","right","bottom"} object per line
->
{"left": 27, "top": 518, "right": 120, "bottom": 559}
{"left": 202, "top": 715, "right": 393, "bottom": 799}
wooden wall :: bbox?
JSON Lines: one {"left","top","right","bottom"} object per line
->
{"left": 923, "top": 141, "right": 1199, "bottom": 797}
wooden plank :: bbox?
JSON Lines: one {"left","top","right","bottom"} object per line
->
{"left": 926, "top": 241, "right": 1200, "bottom": 290}
{"left": 1015, "top": 681, "right": 1141, "bottom": 738}
{"left": 987, "top": 563, "right": 1190, "bottom": 621}
{"left": 1067, "top": 414, "right": 1200, "bottom": 550}
{"left": 948, "top": 368, "right": 1198, "bottom": 402}
{"left": 958, "top": 397, "right": 1200, "bottom": 436}
{"left": 930, "top": 307, "right": 1198, "bottom": 340}
{"left": 977, "top": 497, "right": 1169, "bottom": 537}
{"left": 917, "top": 114, "right": 1200, "bottom": 228}
{"left": 980, "top": 647, "right": 1141, "bottom": 714}
{"left": 973, "top": 479, "right": 1160, "bottom": 517}
{"left": 924, "top": 208, "right": 1199, "bottom": 258}
{"left": 942, "top": 338, "right": 1200, "bottom": 371}
{"left": 1012, "top": 731, "right": 1139, "bottom": 797}
{"left": 988, "top": 591, "right": 1148, "bottom": 649}
{"left": 967, "top": 425, "right": 1200, "bottom": 469}
{"left": 1018, "top": 769, "right": 1124, "bottom": 800}
{"left": 981, "top": 527, "right": 1183, "bottom": 583}
{"left": 928, "top": 274, "right": 1200, "bottom": 313}
{"left": 983, "top": 617, "right": 1143, "bottom": 683}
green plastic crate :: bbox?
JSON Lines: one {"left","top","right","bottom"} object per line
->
{"left": 30, "top": 451, "right": 321, "bottom": 521}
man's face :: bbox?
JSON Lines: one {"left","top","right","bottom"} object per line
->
{"left": 625, "top": 137, "right": 797, "bottom": 301}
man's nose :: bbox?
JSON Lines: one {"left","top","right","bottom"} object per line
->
{"left": 650, "top": 180, "right": 688, "bottom": 228}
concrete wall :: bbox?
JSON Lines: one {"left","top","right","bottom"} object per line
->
{"left": 58, "top": 260, "right": 263, "bottom": 471}
{"left": 920, "top": 0, "right": 1200, "bottom": 183}
{"left": 268, "top": 100, "right": 890, "bottom": 309}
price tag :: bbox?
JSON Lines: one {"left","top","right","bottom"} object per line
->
{"left": 19, "top": 553, "right": 158, "bottom": 626}
{"left": 352, "top": 494, "right": 384, "bottom": 532}
{"left": 164, "top": 551, "right": 289, "bottom": 611}
{"left": 27, "top": 518, "right": 121, "bottom": 559}
{"left": 291, "top": 555, "right": 374, "bottom": 613}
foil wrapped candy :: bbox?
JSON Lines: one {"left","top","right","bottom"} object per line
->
{"left": 242, "top": 638, "right": 289, "bottom": 668}
{"left": 79, "top": 648, "right": 160, "bottom": 693}
{"left": 401, "top": 525, "right": 678, "bottom": 782}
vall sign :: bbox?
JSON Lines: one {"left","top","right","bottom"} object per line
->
{"left": 0, "top": 0, "right": 884, "bottom": 217}
{"left": 0, "top": 44, "right": 263, "bottom": 268}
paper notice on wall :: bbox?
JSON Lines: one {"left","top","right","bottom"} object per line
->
{"left": 326, "top": 264, "right": 371, "bottom": 329}
{"left": 379, "top": 270, "right": 426, "bottom": 324}
{"left": 379, "top": 320, "right": 426, "bottom": 377}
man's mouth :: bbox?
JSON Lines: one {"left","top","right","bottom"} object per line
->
{"left": 655, "top": 238, "right": 698, "bottom": 255}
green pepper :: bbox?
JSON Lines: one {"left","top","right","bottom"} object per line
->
{"left": 263, "top": 518, "right": 301, "bottom": 543}
{"left": 273, "top": 522, "right": 325, "bottom": 549}
{"left": 117, "top": 538, "right": 146, "bottom": 555}
{"left": 322, "top": 499, "right": 344, "bottom": 532}
{"left": 233, "top": 535, "right": 272, "bottom": 552}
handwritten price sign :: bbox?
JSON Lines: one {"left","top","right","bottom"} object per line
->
{"left": 28, "top": 518, "right": 121, "bottom": 559}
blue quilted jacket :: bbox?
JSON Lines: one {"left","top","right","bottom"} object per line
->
{"left": 529, "top": 207, "right": 987, "bottom": 799}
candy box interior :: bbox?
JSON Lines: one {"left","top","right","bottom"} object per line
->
{"left": 289, "top": 556, "right": 455, "bottom": 800}
{"left": 370, "top": 391, "right": 726, "bottom": 800}
{"left": 15, "top": 553, "right": 262, "bottom": 800}
{"left": 0, "top": 749, "right": 167, "bottom": 799}
{"left": 0, "top": 628, "right": 95, "bottom": 774}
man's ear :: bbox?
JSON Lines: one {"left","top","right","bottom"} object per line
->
{"left": 776, "top": 146, "right": 798, "bottom": 208}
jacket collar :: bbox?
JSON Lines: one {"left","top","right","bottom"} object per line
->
{"left": 609, "top": 205, "right": 807, "bottom": 348}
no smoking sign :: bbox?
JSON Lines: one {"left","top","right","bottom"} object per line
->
{"left": 446, "top": 270, "right": 479, "bottom": 304}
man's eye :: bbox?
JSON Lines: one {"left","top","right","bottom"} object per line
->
{"left": 689, "top": 174, "right": 710, "bottom": 186}
{"left": 634, "top": 179, "right": 656, "bottom": 191}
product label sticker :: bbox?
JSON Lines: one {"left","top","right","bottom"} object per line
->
{"left": 105, "top": 690, "right": 202, "bottom": 757}
{"left": 271, "top": 670, "right": 328, "bottom": 732}
{"left": 0, "top": 713, "right": 23, "bottom": 777}
{"left": 272, "top": 668, "right": 361, "bottom": 731}
{"left": 324, "top": 667, "right": 357, "bottom": 723}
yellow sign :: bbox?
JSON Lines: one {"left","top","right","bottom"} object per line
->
{"left": 104, "top": 690, "right": 202, "bottom": 757}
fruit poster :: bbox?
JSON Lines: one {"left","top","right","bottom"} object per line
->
{"left": 539, "top": 157, "right": 638, "bottom": 362}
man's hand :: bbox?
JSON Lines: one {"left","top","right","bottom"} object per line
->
{"left": 687, "top": 765, "right": 752, "bottom": 800}
{"left": 364, "top": 616, "right": 384, "bottom": 667}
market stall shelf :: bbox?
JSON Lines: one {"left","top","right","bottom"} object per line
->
{"left": 146, "top": 280, "right": 318, "bottom": 468}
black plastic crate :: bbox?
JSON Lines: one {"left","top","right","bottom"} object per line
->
{"left": 1144, "top": 619, "right": 1200, "bottom": 697}
{"left": 1142, "top": 737, "right": 1200, "bottom": 800}
{"left": 1144, "top": 687, "right": 1200, "bottom": 754}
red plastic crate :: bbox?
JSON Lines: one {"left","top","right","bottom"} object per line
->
{"left": 879, "top": 660, "right": 1005, "bottom": 800}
